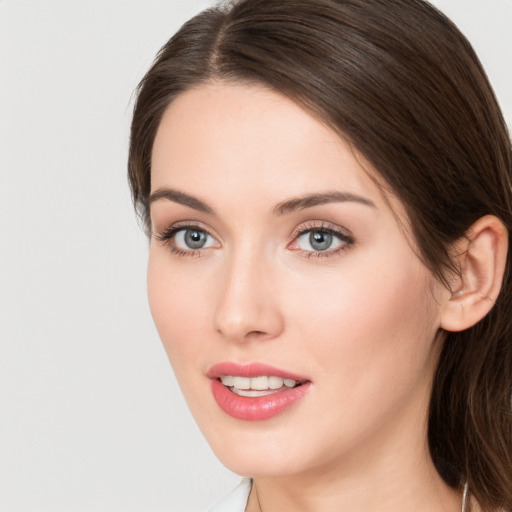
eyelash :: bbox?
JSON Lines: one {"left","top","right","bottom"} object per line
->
{"left": 289, "top": 221, "right": 354, "bottom": 259}
{"left": 155, "top": 222, "right": 214, "bottom": 258}
{"left": 155, "top": 221, "right": 354, "bottom": 259}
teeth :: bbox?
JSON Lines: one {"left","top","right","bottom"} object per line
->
{"left": 232, "top": 388, "right": 280, "bottom": 397}
{"left": 251, "top": 376, "right": 269, "bottom": 390}
{"left": 232, "top": 376, "right": 251, "bottom": 390}
{"left": 269, "top": 376, "right": 284, "bottom": 389}
{"left": 220, "top": 375, "right": 299, "bottom": 391}
{"left": 220, "top": 375, "right": 234, "bottom": 386}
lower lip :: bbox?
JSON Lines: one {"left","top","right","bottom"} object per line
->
{"left": 210, "top": 379, "right": 311, "bottom": 421}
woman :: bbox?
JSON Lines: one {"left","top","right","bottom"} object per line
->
{"left": 128, "top": 0, "right": 512, "bottom": 510}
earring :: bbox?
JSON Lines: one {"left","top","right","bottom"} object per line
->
{"left": 461, "top": 481, "right": 469, "bottom": 512}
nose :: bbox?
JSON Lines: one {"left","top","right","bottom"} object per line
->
{"left": 213, "top": 249, "right": 284, "bottom": 343}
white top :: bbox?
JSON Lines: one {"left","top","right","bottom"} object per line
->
{"left": 208, "top": 479, "right": 252, "bottom": 512}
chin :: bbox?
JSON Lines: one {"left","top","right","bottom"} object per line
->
{"left": 213, "top": 444, "right": 304, "bottom": 478}
{"left": 193, "top": 411, "right": 325, "bottom": 479}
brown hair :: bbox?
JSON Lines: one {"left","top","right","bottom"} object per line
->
{"left": 128, "top": 0, "right": 512, "bottom": 509}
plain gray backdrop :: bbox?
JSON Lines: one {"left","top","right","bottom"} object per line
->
{"left": 1, "top": 1, "right": 511, "bottom": 510}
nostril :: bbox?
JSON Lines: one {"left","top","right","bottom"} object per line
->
{"left": 247, "top": 330, "right": 267, "bottom": 337}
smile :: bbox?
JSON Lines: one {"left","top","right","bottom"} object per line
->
{"left": 220, "top": 375, "right": 303, "bottom": 397}
{"left": 209, "top": 363, "right": 311, "bottom": 421}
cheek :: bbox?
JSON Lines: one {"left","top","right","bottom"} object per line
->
{"left": 147, "top": 249, "right": 211, "bottom": 372}
{"left": 285, "top": 252, "right": 440, "bottom": 392}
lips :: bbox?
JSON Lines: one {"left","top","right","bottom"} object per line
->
{"left": 208, "top": 362, "right": 311, "bottom": 421}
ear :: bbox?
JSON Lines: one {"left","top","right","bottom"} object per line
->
{"left": 440, "top": 215, "right": 508, "bottom": 332}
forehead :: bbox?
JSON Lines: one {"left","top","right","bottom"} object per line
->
{"left": 150, "top": 82, "right": 400, "bottom": 217}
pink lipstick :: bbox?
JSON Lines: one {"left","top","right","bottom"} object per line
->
{"left": 208, "top": 362, "right": 311, "bottom": 421}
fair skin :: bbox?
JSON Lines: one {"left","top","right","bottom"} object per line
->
{"left": 147, "top": 82, "right": 505, "bottom": 512}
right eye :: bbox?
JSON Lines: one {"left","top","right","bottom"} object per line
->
{"left": 156, "top": 224, "right": 219, "bottom": 256}
{"left": 174, "top": 228, "right": 215, "bottom": 250}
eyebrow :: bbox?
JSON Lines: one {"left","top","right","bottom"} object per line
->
{"left": 149, "top": 188, "right": 214, "bottom": 214}
{"left": 273, "top": 191, "right": 375, "bottom": 215}
{"left": 148, "top": 187, "right": 375, "bottom": 216}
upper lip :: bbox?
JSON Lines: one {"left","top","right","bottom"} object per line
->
{"left": 207, "top": 362, "right": 310, "bottom": 382}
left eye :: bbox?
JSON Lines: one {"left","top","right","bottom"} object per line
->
{"left": 174, "top": 228, "right": 215, "bottom": 250}
{"left": 295, "top": 229, "right": 345, "bottom": 252}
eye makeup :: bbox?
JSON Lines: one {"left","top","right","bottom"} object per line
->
{"left": 154, "top": 221, "right": 219, "bottom": 258}
{"left": 288, "top": 220, "right": 355, "bottom": 259}
{"left": 155, "top": 218, "right": 355, "bottom": 260}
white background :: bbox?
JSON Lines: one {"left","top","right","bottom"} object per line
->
{"left": 1, "top": 1, "right": 511, "bottom": 510}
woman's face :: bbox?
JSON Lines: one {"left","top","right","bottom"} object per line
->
{"left": 148, "top": 82, "right": 447, "bottom": 478}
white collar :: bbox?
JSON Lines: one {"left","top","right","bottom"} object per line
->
{"left": 208, "top": 478, "right": 252, "bottom": 512}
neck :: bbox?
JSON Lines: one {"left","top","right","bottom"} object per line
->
{"left": 245, "top": 338, "right": 462, "bottom": 512}
{"left": 246, "top": 399, "right": 461, "bottom": 512}
{"left": 247, "top": 458, "right": 461, "bottom": 512}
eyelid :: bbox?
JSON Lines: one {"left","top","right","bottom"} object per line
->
{"left": 154, "top": 220, "right": 221, "bottom": 256}
{"left": 154, "top": 219, "right": 354, "bottom": 258}
{"left": 287, "top": 220, "right": 355, "bottom": 256}
{"left": 155, "top": 220, "right": 216, "bottom": 240}
{"left": 289, "top": 220, "right": 353, "bottom": 241}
